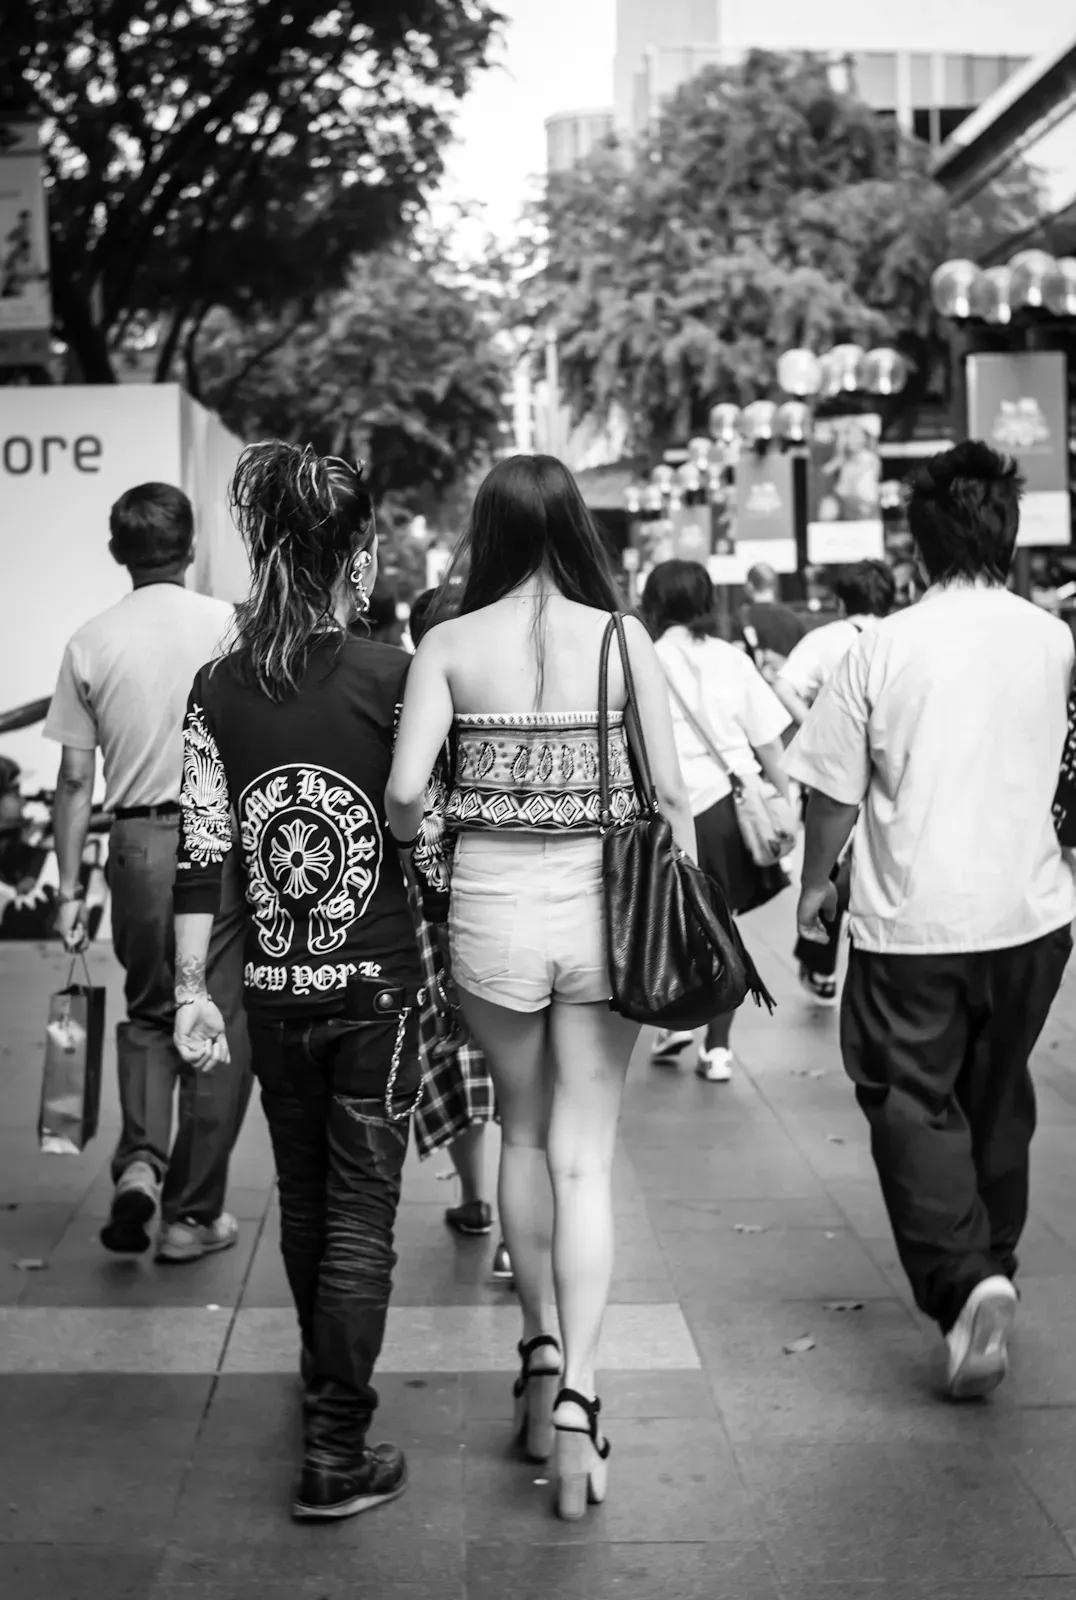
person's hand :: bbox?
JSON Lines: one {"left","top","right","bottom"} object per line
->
{"left": 796, "top": 880, "right": 839, "bottom": 944}
{"left": 56, "top": 896, "right": 89, "bottom": 953}
{"left": 174, "top": 995, "right": 230, "bottom": 1073}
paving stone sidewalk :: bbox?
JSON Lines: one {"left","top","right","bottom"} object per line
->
{"left": 4, "top": 883, "right": 1076, "bottom": 1599}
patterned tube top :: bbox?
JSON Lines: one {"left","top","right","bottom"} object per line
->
{"left": 445, "top": 712, "right": 640, "bottom": 834}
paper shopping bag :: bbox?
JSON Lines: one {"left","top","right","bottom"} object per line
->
{"left": 38, "top": 956, "right": 106, "bottom": 1154}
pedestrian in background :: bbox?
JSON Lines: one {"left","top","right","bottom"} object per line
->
{"left": 736, "top": 562, "right": 806, "bottom": 683}
{"left": 643, "top": 560, "right": 792, "bottom": 1081}
{"left": 44, "top": 483, "right": 250, "bottom": 1262}
{"left": 774, "top": 559, "right": 896, "bottom": 1006}
{"left": 787, "top": 442, "right": 1075, "bottom": 1400}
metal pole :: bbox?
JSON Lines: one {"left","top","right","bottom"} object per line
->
{"left": 544, "top": 327, "right": 561, "bottom": 458}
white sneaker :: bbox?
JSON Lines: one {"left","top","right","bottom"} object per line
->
{"left": 697, "top": 1047, "right": 733, "bottom": 1083}
{"left": 156, "top": 1212, "right": 239, "bottom": 1264}
{"left": 651, "top": 1029, "right": 695, "bottom": 1066}
{"left": 945, "top": 1275, "right": 1017, "bottom": 1400}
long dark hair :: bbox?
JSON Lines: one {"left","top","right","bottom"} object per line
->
{"left": 435, "top": 454, "right": 622, "bottom": 701}
{"left": 641, "top": 560, "right": 716, "bottom": 641}
{"left": 228, "top": 441, "right": 374, "bottom": 699}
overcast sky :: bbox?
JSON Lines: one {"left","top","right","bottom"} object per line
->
{"left": 437, "top": 0, "right": 616, "bottom": 242}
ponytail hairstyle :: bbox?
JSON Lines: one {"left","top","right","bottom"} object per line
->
{"left": 228, "top": 441, "right": 374, "bottom": 700}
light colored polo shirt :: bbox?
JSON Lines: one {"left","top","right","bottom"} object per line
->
{"left": 43, "top": 583, "right": 234, "bottom": 811}
{"left": 776, "top": 615, "right": 874, "bottom": 710}
{"left": 656, "top": 627, "right": 791, "bottom": 816}
{"left": 784, "top": 581, "right": 1076, "bottom": 954}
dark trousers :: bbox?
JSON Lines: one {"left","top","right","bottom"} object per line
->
{"left": 250, "top": 1013, "right": 420, "bottom": 1465}
{"left": 108, "top": 816, "right": 252, "bottom": 1224}
{"left": 841, "top": 925, "right": 1073, "bottom": 1331}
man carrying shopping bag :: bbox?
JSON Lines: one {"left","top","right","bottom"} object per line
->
{"left": 46, "top": 482, "right": 251, "bottom": 1261}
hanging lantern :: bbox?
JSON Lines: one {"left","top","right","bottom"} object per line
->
{"left": 709, "top": 403, "right": 741, "bottom": 444}
{"left": 930, "top": 259, "right": 982, "bottom": 320}
{"left": 1009, "top": 250, "right": 1058, "bottom": 312}
{"left": 1044, "top": 257, "right": 1076, "bottom": 318}
{"left": 820, "top": 344, "right": 867, "bottom": 397}
{"left": 776, "top": 348, "right": 823, "bottom": 398}
{"left": 688, "top": 435, "right": 712, "bottom": 469}
{"left": 642, "top": 483, "right": 664, "bottom": 514}
{"left": 739, "top": 400, "right": 776, "bottom": 450}
{"left": 625, "top": 485, "right": 642, "bottom": 515}
{"left": 707, "top": 466, "right": 727, "bottom": 501}
{"left": 676, "top": 460, "right": 701, "bottom": 494}
{"left": 862, "top": 348, "right": 910, "bottom": 396}
{"left": 972, "top": 265, "right": 1014, "bottom": 326}
{"left": 879, "top": 479, "right": 905, "bottom": 511}
{"left": 774, "top": 400, "right": 812, "bottom": 444}
{"left": 652, "top": 463, "right": 675, "bottom": 493}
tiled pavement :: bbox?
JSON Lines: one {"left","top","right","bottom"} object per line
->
{"left": 6, "top": 881, "right": 1076, "bottom": 1598}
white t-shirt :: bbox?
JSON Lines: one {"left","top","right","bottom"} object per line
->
{"left": 43, "top": 583, "right": 235, "bottom": 810}
{"left": 784, "top": 582, "right": 1076, "bottom": 954}
{"left": 776, "top": 615, "right": 875, "bottom": 709}
{"left": 655, "top": 627, "right": 791, "bottom": 816}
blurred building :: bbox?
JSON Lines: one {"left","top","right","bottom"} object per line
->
{"left": 545, "top": 110, "right": 615, "bottom": 175}
{"left": 615, "top": 0, "right": 1065, "bottom": 147}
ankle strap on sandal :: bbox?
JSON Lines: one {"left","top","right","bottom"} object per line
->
{"left": 517, "top": 1335, "right": 561, "bottom": 1362}
{"left": 553, "top": 1388, "right": 611, "bottom": 1457}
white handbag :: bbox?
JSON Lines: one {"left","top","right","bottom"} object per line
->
{"left": 663, "top": 672, "right": 797, "bottom": 868}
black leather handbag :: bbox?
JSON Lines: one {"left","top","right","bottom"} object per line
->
{"left": 598, "top": 613, "right": 775, "bottom": 1028}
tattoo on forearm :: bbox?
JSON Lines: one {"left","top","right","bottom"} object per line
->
{"left": 175, "top": 953, "right": 208, "bottom": 1003}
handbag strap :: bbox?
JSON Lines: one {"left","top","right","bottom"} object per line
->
{"left": 598, "top": 614, "right": 659, "bottom": 829}
{"left": 662, "top": 667, "right": 744, "bottom": 797}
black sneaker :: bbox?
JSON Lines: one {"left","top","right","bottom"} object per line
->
{"left": 445, "top": 1200, "right": 493, "bottom": 1236}
{"left": 798, "top": 965, "right": 838, "bottom": 1008}
{"left": 100, "top": 1160, "right": 159, "bottom": 1255}
{"left": 292, "top": 1444, "right": 408, "bottom": 1521}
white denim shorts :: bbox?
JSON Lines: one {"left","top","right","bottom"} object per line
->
{"left": 449, "top": 832, "right": 610, "bottom": 1013}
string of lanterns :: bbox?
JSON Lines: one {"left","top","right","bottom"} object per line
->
{"left": 930, "top": 251, "right": 1076, "bottom": 324}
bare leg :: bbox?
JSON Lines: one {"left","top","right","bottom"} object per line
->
{"left": 458, "top": 992, "right": 554, "bottom": 1344}
{"left": 547, "top": 1001, "right": 640, "bottom": 1404}
{"left": 704, "top": 1011, "right": 734, "bottom": 1053}
{"left": 447, "top": 1123, "right": 487, "bottom": 1207}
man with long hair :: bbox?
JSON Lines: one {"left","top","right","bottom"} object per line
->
{"left": 44, "top": 484, "right": 250, "bottom": 1260}
{"left": 787, "top": 442, "right": 1075, "bottom": 1400}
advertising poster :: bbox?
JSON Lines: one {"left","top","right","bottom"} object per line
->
{"left": 966, "top": 352, "right": 1070, "bottom": 547}
{"left": 807, "top": 415, "right": 885, "bottom": 564}
{"left": 734, "top": 451, "right": 797, "bottom": 574}
{"left": 0, "top": 119, "right": 51, "bottom": 364}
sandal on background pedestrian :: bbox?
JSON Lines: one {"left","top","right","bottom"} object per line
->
{"left": 512, "top": 1334, "right": 562, "bottom": 1463}
{"left": 444, "top": 1199, "right": 493, "bottom": 1236}
{"left": 553, "top": 1388, "right": 611, "bottom": 1521}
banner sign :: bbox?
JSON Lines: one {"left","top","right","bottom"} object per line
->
{"left": 807, "top": 415, "right": 885, "bottom": 564}
{"left": 966, "top": 352, "right": 1070, "bottom": 548}
{"left": 0, "top": 119, "right": 52, "bottom": 365}
{"left": 734, "top": 451, "right": 797, "bottom": 574}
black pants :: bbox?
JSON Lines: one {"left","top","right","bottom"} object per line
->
{"left": 841, "top": 925, "right": 1072, "bottom": 1331}
{"left": 250, "top": 1011, "right": 421, "bottom": 1466}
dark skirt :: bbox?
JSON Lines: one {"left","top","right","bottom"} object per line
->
{"left": 695, "top": 792, "right": 789, "bottom": 916}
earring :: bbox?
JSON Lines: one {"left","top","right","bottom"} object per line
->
{"left": 350, "top": 549, "right": 371, "bottom": 613}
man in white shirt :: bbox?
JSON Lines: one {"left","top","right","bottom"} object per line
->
{"left": 785, "top": 442, "right": 1075, "bottom": 1401}
{"left": 44, "top": 484, "right": 251, "bottom": 1263}
{"left": 774, "top": 560, "right": 896, "bottom": 1005}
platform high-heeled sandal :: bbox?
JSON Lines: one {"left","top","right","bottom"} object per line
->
{"left": 553, "top": 1387, "right": 611, "bottom": 1521}
{"left": 512, "top": 1335, "right": 562, "bottom": 1463}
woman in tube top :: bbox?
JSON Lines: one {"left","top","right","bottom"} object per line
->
{"left": 386, "top": 454, "right": 695, "bottom": 1521}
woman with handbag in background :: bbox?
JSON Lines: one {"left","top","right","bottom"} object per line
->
{"left": 642, "top": 560, "right": 794, "bottom": 1081}
{"left": 385, "top": 454, "right": 699, "bottom": 1521}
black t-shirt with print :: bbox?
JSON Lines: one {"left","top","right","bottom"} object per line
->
{"left": 174, "top": 635, "right": 425, "bottom": 1018}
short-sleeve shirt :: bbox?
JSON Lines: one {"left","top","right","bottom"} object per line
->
{"left": 173, "top": 635, "right": 425, "bottom": 1018}
{"left": 784, "top": 582, "right": 1076, "bottom": 954}
{"left": 775, "top": 616, "right": 873, "bottom": 710}
{"left": 655, "top": 626, "right": 791, "bottom": 816}
{"left": 43, "top": 584, "right": 234, "bottom": 811}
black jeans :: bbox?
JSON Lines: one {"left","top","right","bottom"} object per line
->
{"left": 250, "top": 1011, "right": 421, "bottom": 1466}
{"left": 841, "top": 925, "right": 1072, "bottom": 1332}
{"left": 109, "top": 816, "right": 252, "bottom": 1223}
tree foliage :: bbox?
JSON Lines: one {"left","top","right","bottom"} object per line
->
{"left": 193, "top": 238, "right": 510, "bottom": 513}
{"left": 537, "top": 53, "right": 956, "bottom": 453}
{"left": 3, "top": 0, "right": 501, "bottom": 381}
